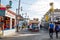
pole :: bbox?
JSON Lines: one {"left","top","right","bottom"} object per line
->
{"left": 16, "top": 9, "right": 18, "bottom": 15}
{"left": 18, "top": 0, "right": 20, "bottom": 15}
{"left": 0, "top": 0, "right": 1, "bottom": 4}
{"left": 0, "top": 0, "right": 1, "bottom": 8}
{"left": 16, "top": 0, "right": 21, "bottom": 32}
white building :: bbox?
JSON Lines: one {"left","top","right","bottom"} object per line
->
{"left": 0, "top": 4, "right": 16, "bottom": 36}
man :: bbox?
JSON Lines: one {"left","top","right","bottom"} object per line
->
{"left": 55, "top": 23, "right": 60, "bottom": 39}
{"left": 55, "top": 24, "right": 59, "bottom": 39}
{"left": 49, "top": 22, "right": 55, "bottom": 39}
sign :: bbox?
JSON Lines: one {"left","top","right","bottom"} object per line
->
{"left": 0, "top": 7, "right": 6, "bottom": 16}
{"left": 45, "top": 15, "right": 49, "bottom": 22}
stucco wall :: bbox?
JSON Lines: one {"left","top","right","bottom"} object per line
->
{"left": 3, "top": 10, "right": 16, "bottom": 36}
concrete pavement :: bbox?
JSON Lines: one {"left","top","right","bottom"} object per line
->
{"left": 0, "top": 29, "right": 60, "bottom": 40}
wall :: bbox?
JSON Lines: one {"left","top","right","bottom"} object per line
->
{"left": 3, "top": 10, "right": 16, "bottom": 36}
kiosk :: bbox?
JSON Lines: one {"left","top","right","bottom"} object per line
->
{"left": 28, "top": 20, "right": 39, "bottom": 32}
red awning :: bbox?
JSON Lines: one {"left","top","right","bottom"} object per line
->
{"left": 0, "top": 7, "right": 6, "bottom": 10}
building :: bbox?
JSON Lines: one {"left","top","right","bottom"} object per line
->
{"left": 45, "top": 9, "right": 60, "bottom": 22}
{"left": 41, "top": 9, "right": 60, "bottom": 29}
{"left": 0, "top": 4, "right": 16, "bottom": 36}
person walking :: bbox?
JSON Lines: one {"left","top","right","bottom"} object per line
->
{"left": 55, "top": 24, "right": 59, "bottom": 39}
{"left": 55, "top": 24, "right": 60, "bottom": 39}
{"left": 49, "top": 22, "right": 55, "bottom": 39}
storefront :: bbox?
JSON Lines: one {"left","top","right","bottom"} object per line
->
{"left": 0, "top": 5, "right": 16, "bottom": 36}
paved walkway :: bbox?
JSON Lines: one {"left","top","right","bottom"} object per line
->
{"left": 0, "top": 29, "right": 60, "bottom": 40}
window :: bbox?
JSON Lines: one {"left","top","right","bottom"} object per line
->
{"left": 4, "top": 17, "right": 10, "bottom": 30}
{"left": 0, "top": 16, "right": 4, "bottom": 30}
{"left": 12, "top": 19, "right": 15, "bottom": 29}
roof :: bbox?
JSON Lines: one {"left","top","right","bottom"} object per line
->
{"left": 0, "top": 4, "right": 16, "bottom": 16}
{"left": 48, "top": 9, "right": 60, "bottom": 12}
{"left": 44, "top": 9, "right": 60, "bottom": 16}
{"left": 29, "top": 20, "right": 39, "bottom": 24}
{"left": 7, "top": 10, "right": 16, "bottom": 16}
{"left": 16, "top": 15, "right": 23, "bottom": 19}
{"left": 54, "top": 9, "right": 60, "bottom": 12}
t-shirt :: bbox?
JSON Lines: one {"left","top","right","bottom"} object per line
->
{"left": 55, "top": 25, "right": 60, "bottom": 31}
{"left": 49, "top": 23, "right": 54, "bottom": 29}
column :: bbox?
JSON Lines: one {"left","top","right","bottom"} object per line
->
{"left": 10, "top": 18, "right": 12, "bottom": 29}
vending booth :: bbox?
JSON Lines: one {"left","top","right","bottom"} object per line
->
{"left": 28, "top": 20, "right": 39, "bottom": 32}
{"left": 0, "top": 5, "right": 16, "bottom": 36}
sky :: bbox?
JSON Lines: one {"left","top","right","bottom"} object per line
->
{"left": 1, "top": 0, "right": 60, "bottom": 21}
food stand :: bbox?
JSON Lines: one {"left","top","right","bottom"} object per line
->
{"left": 28, "top": 20, "right": 39, "bottom": 32}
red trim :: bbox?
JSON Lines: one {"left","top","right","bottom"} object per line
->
{"left": 0, "top": 4, "right": 16, "bottom": 16}
{"left": 0, "top": 7, "right": 6, "bottom": 10}
{"left": 7, "top": 10, "right": 16, "bottom": 16}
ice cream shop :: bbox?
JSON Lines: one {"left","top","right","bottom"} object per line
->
{"left": 0, "top": 4, "right": 16, "bottom": 36}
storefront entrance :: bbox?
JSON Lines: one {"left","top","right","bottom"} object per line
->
{"left": 0, "top": 16, "right": 4, "bottom": 36}
{"left": 4, "top": 17, "right": 10, "bottom": 30}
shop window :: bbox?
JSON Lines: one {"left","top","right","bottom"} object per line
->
{"left": 4, "top": 17, "right": 10, "bottom": 30}
{"left": 12, "top": 19, "right": 15, "bottom": 29}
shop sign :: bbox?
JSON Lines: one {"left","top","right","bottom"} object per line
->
{"left": 0, "top": 7, "right": 6, "bottom": 16}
